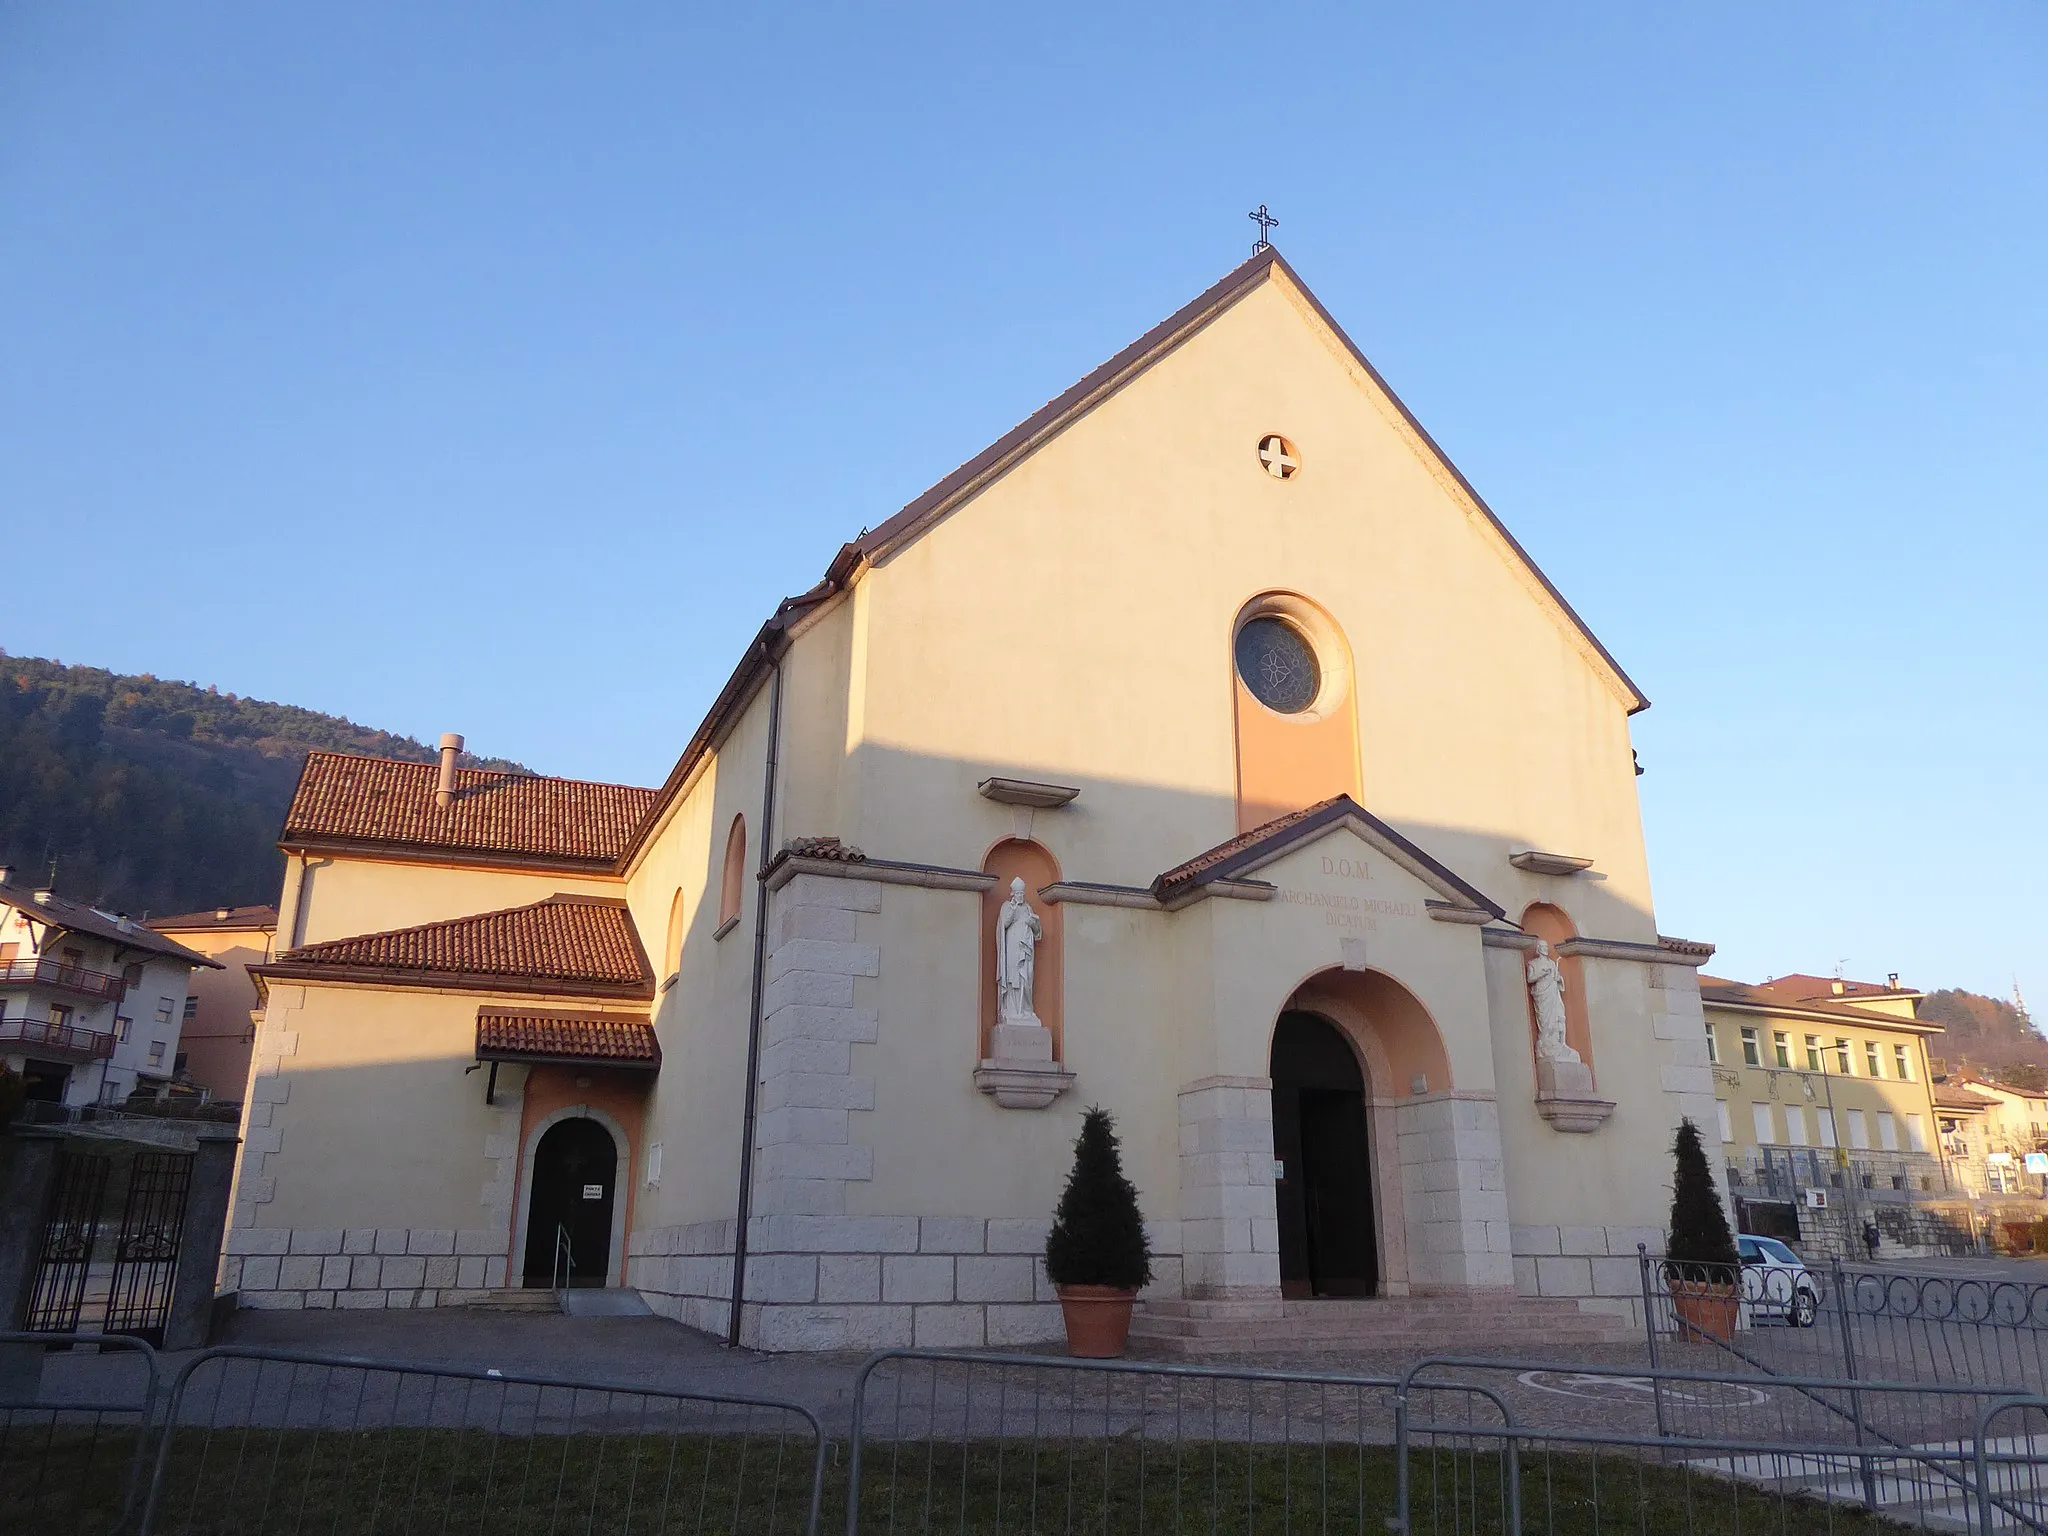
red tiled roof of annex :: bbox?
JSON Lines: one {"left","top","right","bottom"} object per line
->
{"left": 274, "top": 895, "right": 652, "bottom": 993}
{"left": 1698, "top": 976, "right": 1929, "bottom": 1026}
{"left": 283, "top": 752, "right": 657, "bottom": 866}
{"left": 475, "top": 1009, "right": 660, "bottom": 1067}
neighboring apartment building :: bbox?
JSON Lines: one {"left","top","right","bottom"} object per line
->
{"left": 1945, "top": 1076, "right": 2048, "bottom": 1197}
{"left": 1702, "top": 973, "right": 1947, "bottom": 1237}
{"left": 145, "top": 905, "right": 277, "bottom": 1105}
{"left": 0, "top": 870, "right": 219, "bottom": 1107}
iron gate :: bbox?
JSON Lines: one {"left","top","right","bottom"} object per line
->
{"left": 104, "top": 1151, "right": 192, "bottom": 1345}
{"left": 23, "top": 1146, "right": 111, "bottom": 1333}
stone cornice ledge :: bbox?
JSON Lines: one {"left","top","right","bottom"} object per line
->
{"left": 1425, "top": 901, "right": 1494, "bottom": 926}
{"left": 1039, "top": 881, "right": 1158, "bottom": 910}
{"left": 1481, "top": 927, "right": 1543, "bottom": 952}
{"left": 764, "top": 853, "right": 996, "bottom": 894}
{"left": 1558, "top": 935, "right": 1716, "bottom": 968}
{"left": 974, "top": 1060, "right": 1076, "bottom": 1109}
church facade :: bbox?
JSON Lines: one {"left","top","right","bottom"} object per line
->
{"left": 226, "top": 250, "right": 1720, "bottom": 1349}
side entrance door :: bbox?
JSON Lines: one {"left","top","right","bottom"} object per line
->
{"left": 522, "top": 1118, "right": 617, "bottom": 1287}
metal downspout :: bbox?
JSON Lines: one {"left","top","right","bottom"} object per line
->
{"left": 726, "top": 644, "right": 785, "bottom": 1347}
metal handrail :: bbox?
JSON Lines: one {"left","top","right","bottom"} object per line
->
{"left": 0, "top": 1015, "right": 117, "bottom": 1059}
{"left": 0, "top": 957, "right": 127, "bottom": 1001}
{"left": 550, "top": 1222, "right": 572, "bottom": 1292}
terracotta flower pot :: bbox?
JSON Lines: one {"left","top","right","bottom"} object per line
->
{"left": 1056, "top": 1284, "right": 1139, "bottom": 1358}
{"left": 1669, "top": 1279, "right": 1739, "bottom": 1344}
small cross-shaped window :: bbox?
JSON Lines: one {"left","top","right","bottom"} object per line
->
{"left": 1257, "top": 434, "right": 1299, "bottom": 479}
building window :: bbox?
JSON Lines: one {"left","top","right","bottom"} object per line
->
{"left": 1818, "top": 1108, "right": 1838, "bottom": 1148}
{"left": 1234, "top": 616, "right": 1322, "bottom": 714}
{"left": 1752, "top": 1103, "right": 1776, "bottom": 1144}
{"left": 154, "top": 998, "right": 173, "bottom": 1025}
{"left": 717, "top": 814, "right": 748, "bottom": 932}
{"left": 1704, "top": 1024, "right": 1719, "bottom": 1065}
{"left": 147, "top": 1040, "right": 166, "bottom": 1067}
{"left": 1904, "top": 1114, "right": 1927, "bottom": 1153}
{"left": 1893, "top": 1043, "right": 1913, "bottom": 1081}
{"left": 50, "top": 1003, "right": 73, "bottom": 1028}
{"left": 182, "top": 996, "right": 198, "bottom": 1023}
{"left": 1834, "top": 1038, "right": 1853, "bottom": 1075}
{"left": 1805, "top": 1035, "right": 1824, "bottom": 1071}
{"left": 1865, "top": 1041, "right": 1883, "bottom": 1077}
{"left": 1716, "top": 1101, "right": 1733, "bottom": 1142}
{"left": 1846, "top": 1109, "right": 1870, "bottom": 1149}
{"left": 1740, "top": 1027, "right": 1761, "bottom": 1066}
{"left": 123, "top": 962, "right": 145, "bottom": 991}
{"left": 1773, "top": 1031, "right": 1792, "bottom": 1069}
{"left": 115, "top": 1016, "right": 131, "bottom": 1043}
{"left": 1784, "top": 1105, "right": 1809, "bottom": 1146}
{"left": 1875, "top": 1112, "right": 1898, "bottom": 1152}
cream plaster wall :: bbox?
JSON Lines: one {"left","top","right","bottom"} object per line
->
{"left": 245, "top": 983, "right": 528, "bottom": 1231}
{"left": 281, "top": 855, "right": 620, "bottom": 949}
{"left": 833, "top": 270, "right": 1654, "bottom": 946}
{"left": 622, "top": 675, "right": 779, "bottom": 1234}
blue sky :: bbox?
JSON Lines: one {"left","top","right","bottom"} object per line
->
{"left": 3, "top": 3, "right": 2042, "bottom": 1011}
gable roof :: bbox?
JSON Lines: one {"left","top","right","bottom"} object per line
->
{"left": 1759, "top": 973, "right": 1922, "bottom": 1005}
{"left": 1151, "top": 794, "right": 1504, "bottom": 918}
{"left": 1698, "top": 975, "right": 1942, "bottom": 1032}
{"left": 257, "top": 894, "right": 653, "bottom": 999}
{"left": 622, "top": 247, "right": 1648, "bottom": 868}
{"left": 283, "top": 752, "right": 657, "bottom": 871}
{"left": 148, "top": 904, "right": 279, "bottom": 934}
{"left": 0, "top": 880, "right": 220, "bottom": 968}
{"left": 846, "top": 248, "right": 1645, "bottom": 719}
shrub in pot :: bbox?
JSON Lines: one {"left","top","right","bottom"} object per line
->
{"left": 1664, "top": 1116, "right": 1740, "bottom": 1343}
{"left": 1045, "top": 1106, "right": 1153, "bottom": 1357}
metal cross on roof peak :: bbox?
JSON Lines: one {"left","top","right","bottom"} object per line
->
{"left": 1248, "top": 205, "right": 1279, "bottom": 255}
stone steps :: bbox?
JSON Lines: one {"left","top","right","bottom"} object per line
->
{"left": 1128, "top": 1296, "right": 1637, "bottom": 1358}
{"left": 460, "top": 1289, "right": 563, "bottom": 1314}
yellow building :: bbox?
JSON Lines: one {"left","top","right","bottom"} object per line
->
{"left": 145, "top": 905, "right": 278, "bottom": 1107}
{"left": 1701, "top": 974, "right": 1950, "bottom": 1247}
{"left": 228, "top": 249, "right": 1724, "bottom": 1349}
{"left": 1944, "top": 1076, "right": 2048, "bottom": 1199}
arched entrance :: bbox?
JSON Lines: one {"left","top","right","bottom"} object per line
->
{"left": 521, "top": 1117, "right": 618, "bottom": 1287}
{"left": 1270, "top": 1011, "right": 1378, "bottom": 1298}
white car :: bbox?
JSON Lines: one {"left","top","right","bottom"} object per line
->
{"left": 1738, "top": 1234, "right": 1820, "bottom": 1326}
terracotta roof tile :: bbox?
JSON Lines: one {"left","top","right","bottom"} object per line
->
{"left": 265, "top": 895, "right": 652, "bottom": 997}
{"left": 1153, "top": 799, "right": 1342, "bottom": 896}
{"left": 476, "top": 1009, "right": 659, "bottom": 1068}
{"left": 1759, "top": 972, "right": 1920, "bottom": 1004}
{"left": 1933, "top": 1083, "right": 1997, "bottom": 1112}
{"left": 1699, "top": 976, "right": 1936, "bottom": 1028}
{"left": 283, "top": 752, "right": 657, "bottom": 867}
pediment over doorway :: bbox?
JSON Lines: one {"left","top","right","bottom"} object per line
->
{"left": 1151, "top": 795, "right": 1503, "bottom": 923}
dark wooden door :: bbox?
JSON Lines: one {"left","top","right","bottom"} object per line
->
{"left": 1270, "top": 1011, "right": 1378, "bottom": 1298}
{"left": 522, "top": 1119, "right": 617, "bottom": 1287}
{"left": 1299, "top": 1088, "right": 1377, "bottom": 1296}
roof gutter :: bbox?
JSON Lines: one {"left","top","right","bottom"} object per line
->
{"left": 727, "top": 636, "right": 788, "bottom": 1347}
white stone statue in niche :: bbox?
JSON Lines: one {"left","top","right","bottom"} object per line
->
{"left": 995, "top": 877, "right": 1043, "bottom": 1024}
{"left": 1526, "top": 940, "right": 1582, "bottom": 1066}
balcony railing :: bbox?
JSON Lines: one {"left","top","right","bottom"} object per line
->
{"left": 0, "top": 957, "right": 126, "bottom": 1002}
{"left": 0, "top": 1015, "right": 117, "bottom": 1060}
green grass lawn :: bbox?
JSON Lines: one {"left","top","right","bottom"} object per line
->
{"left": 2, "top": 1427, "right": 1922, "bottom": 1536}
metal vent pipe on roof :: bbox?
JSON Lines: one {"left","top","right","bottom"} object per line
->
{"left": 436, "top": 733, "right": 464, "bottom": 809}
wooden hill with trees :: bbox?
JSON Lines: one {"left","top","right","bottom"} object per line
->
{"left": 0, "top": 651, "right": 523, "bottom": 920}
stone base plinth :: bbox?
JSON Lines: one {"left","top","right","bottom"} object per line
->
{"left": 1534, "top": 1058, "right": 1615, "bottom": 1133}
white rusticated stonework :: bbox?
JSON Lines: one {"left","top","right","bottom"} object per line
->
{"left": 1510, "top": 1221, "right": 1666, "bottom": 1329}
{"left": 1643, "top": 962, "right": 1732, "bottom": 1216}
{"left": 1177, "top": 1076, "right": 1281, "bottom": 1297}
{"left": 1392, "top": 1093, "right": 1514, "bottom": 1290}
{"left": 225, "top": 987, "right": 304, "bottom": 1246}
{"left": 628, "top": 1211, "right": 1185, "bottom": 1351}
{"left": 227, "top": 1226, "right": 508, "bottom": 1310}
{"left": 753, "top": 873, "right": 882, "bottom": 1219}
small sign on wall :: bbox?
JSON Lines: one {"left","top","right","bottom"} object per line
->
{"left": 582, "top": 1184, "right": 603, "bottom": 1200}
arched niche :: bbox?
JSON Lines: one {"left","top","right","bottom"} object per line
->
{"left": 663, "top": 889, "right": 685, "bottom": 980}
{"left": 718, "top": 815, "right": 747, "bottom": 931}
{"left": 1230, "top": 591, "right": 1362, "bottom": 832}
{"left": 979, "top": 838, "right": 1063, "bottom": 1060}
{"left": 1520, "top": 902, "right": 1595, "bottom": 1080}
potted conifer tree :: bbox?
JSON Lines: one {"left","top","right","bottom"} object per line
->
{"left": 1044, "top": 1106, "right": 1153, "bottom": 1358}
{"left": 1664, "top": 1116, "right": 1741, "bottom": 1343}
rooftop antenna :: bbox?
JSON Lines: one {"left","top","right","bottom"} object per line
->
{"left": 1248, "top": 204, "right": 1279, "bottom": 255}
{"left": 1833, "top": 958, "right": 1850, "bottom": 979}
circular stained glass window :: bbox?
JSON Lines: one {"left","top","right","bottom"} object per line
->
{"left": 1235, "top": 617, "right": 1321, "bottom": 714}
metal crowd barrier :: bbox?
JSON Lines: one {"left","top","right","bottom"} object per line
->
{"left": 0, "top": 1329, "right": 163, "bottom": 1535}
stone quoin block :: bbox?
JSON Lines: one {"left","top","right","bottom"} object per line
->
{"left": 882, "top": 1255, "right": 955, "bottom": 1303}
